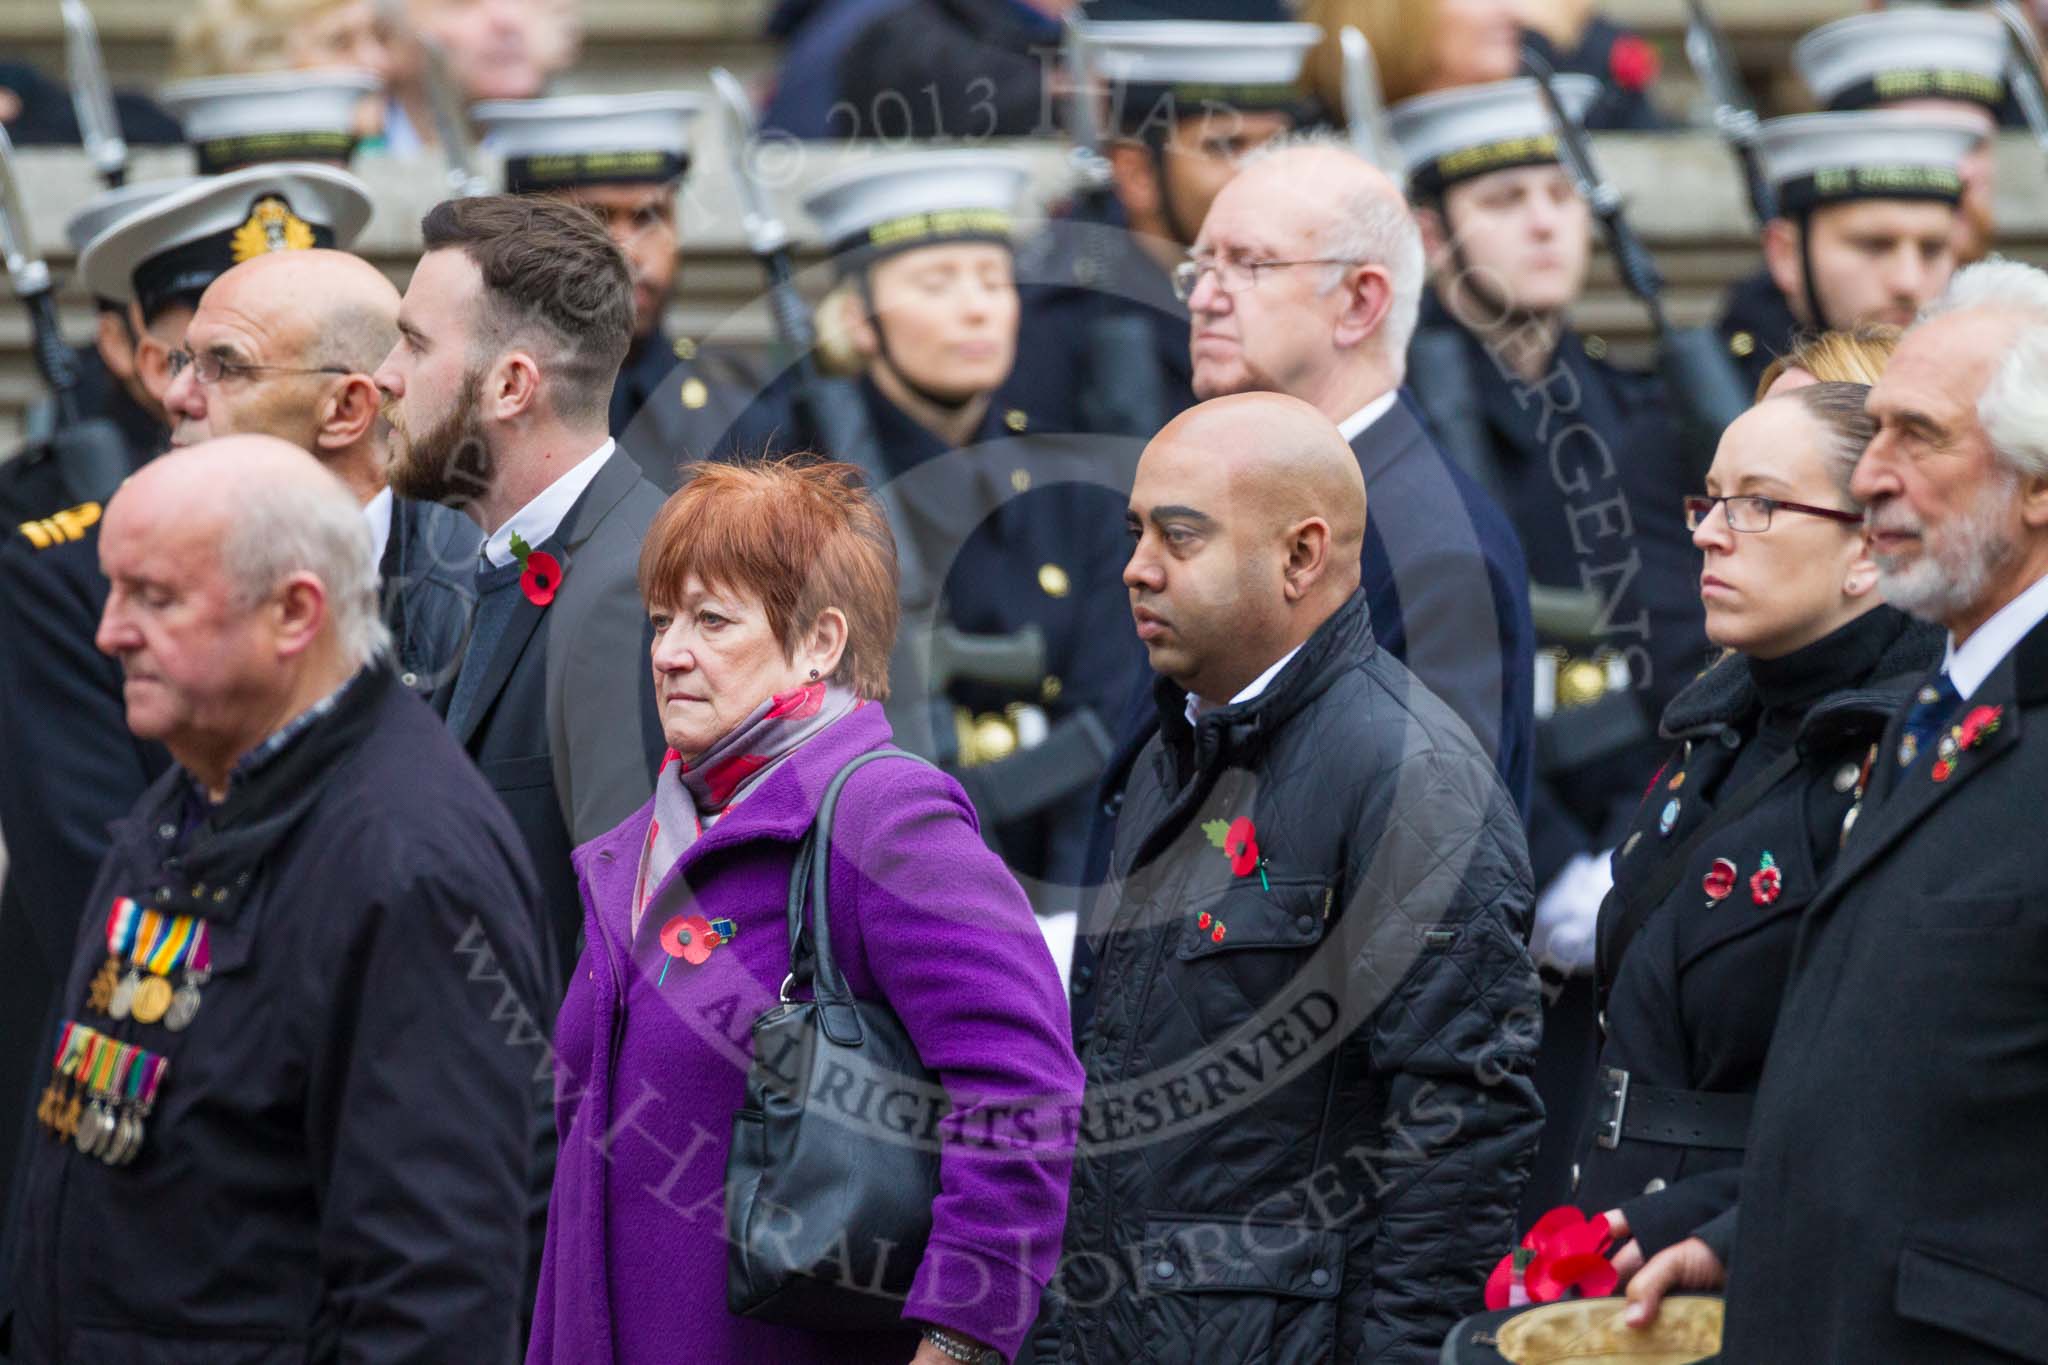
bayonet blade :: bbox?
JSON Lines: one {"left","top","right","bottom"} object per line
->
{"left": 709, "top": 66, "right": 790, "bottom": 259}
{"left": 0, "top": 124, "right": 53, "bottom": 298}
{"left": 1522, "top": 46, "right": 1616, "bottom": 215}
{"left": 1994, "top": 0, "right": 2048, "bottom": 156}
{"left": 419, "top": 36, "right": 488, "bottom": 197}
{"left": 1338, "top": 27, "right": 1391, "bottom": 169}
{"left": 62, "top": 0, "right": 128, "bottom": 186}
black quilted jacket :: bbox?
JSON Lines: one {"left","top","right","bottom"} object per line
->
{"left": 1031, "top": 590, "right": 1545, "bottom": 1364}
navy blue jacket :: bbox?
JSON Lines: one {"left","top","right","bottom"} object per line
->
{"left": 5, "top": 664, "right": 549, "bottom": 1363}
{"left": 0, "top": 494, "right": 475, "bottom": 1251}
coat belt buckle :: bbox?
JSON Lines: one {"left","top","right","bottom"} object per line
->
{"left": 1594, "top": 1066, "right": 1630, "bottom": 1150}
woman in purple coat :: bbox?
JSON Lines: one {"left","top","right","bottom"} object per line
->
{"left": 527, "top": 459, "right": 1084, "bottom": 1365}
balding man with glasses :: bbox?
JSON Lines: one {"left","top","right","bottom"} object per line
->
{"left": 1179, "top": 136, "right": 1535, "bottom": 808}
{"left": 160, "top": 246, "right": 479, "bottom": 698}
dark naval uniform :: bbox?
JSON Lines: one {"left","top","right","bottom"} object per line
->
{"left": 1407, "top": 294, "right": 1711, "bottom": 1220}
{"left": 6, "top": 664, "right": 550, "bottom": 1363}
{"left": 860, "top": 376, "right": 1141, "bottom": 895}
{"left": 609, "top": 328, "right": 775, "bottom": 488}
{"left": 1005, "top": 198, "right": 1194, "bottom": 440}
{"left": 1714, "top": 266, "right": 1802, "bottom": 399}
{"left": 0, "top": 345, "right": 166, "bottom": 527}
{"left": 1576, "top": 608, "right": 1937, "bottom": 1260}
{"left": 1411, "top": 294, "right": 1709, "bottom": 887}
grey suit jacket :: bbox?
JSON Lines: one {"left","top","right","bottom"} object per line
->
{"left": 438, "top": 448, "right": 667, "bottom": 988}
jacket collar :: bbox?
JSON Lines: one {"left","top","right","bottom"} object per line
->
{"left": 1659, "top": 610, "right": 1943, "bottom": 751}
{"left": 1347, "top": 390, "right": 1431, "bottom": 486}
{"left": 1153, "top": 589, "right": 1375, "bottom": 784}
{"left": 559, "top": 446, "right": 643, "bottom": 555}
{"left": 111, "top": 664, "right": 399, "bottom": 924}
{"left": 1815, "top": 617, "right": 2042, "bottom": 913}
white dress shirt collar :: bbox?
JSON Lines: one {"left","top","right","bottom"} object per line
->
{"left": 1335, "top": 389, "right": 1401, "bottom": 445}
{"left": 481, "top": 439, "right": 615, "bottom": 568}
{"left": 1943, "top": 570, "right": 2048, "bottom": 700}
{"left": 363, "top": 486, "right": 394, "bottom": 572}
{"left": 1185, "top": 645, "right": 1304, "bottom": 727}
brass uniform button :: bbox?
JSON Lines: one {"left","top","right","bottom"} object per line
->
{"left": 1038, "top": 563, "right": 1070, "bottom": 598}
{"left": 672, "top": 336, "right": 698, "bottom": 361}
{"left": 680, "top": 377, "right": 709, "bottom": 410}
{"left": 1040, "top": 674, "right": 1063, "bottom": 702}
{"left": 1556, "top": 658, "right": 1609, "bottom": 708}
{"left": 1583, "top": 334, "right": 1609, "bottom": 360}
{"left": 1730, "top": 330, "right": 1755, "bottom": 358}
{"left": 1010, "top": 468, "right": 1032, "bottom": 493}
{"left": 1004, "top": 408, "right": 1029, "bottom": 433}
{"left": 971, "top": 712, "right": 1019, "bottom": 764}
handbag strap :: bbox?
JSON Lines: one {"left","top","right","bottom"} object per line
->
{"left": 783, "top": 746, "right": 929, "bottom": 1046}
{"left": 1597, "top": 744, "right": 1803, "bottom": 1009}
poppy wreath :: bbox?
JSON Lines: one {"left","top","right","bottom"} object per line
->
{"left": 1484, "top": 1206, "right": 1618, "bottom": 1310}
{"left": 507, "top": 530, "right": 563, "bottom": 607}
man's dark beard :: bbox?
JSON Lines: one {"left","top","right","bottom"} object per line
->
{"left": 386, "top": 368, "right": 495, "bottom": 511}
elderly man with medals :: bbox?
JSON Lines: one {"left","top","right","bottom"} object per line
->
{"left": 5, "top": 435, "right": 548, "bottom": 1363}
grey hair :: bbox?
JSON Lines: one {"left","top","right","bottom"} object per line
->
{"left": 219, "top": 468, "right": 391, "bottom": 669}
{"left": 1919, "top": 257, "right": 2048, "bottom": 480}
{"left": 1237, "top": 131, "right": 1426, "bottom": 373}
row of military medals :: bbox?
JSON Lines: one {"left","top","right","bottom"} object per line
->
{"left": 90, "top": 895, "right": 212, "bottom": 1029}
{"left": 35, "top": 896, "right": 209, "bottom": 1164}
{"left": 37, "top": 1023, "right": 167, "bottom": 1166}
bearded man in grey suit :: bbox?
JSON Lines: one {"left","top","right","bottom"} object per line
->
{"left": 376, "top": 194, "right": 666, "bottom": 997}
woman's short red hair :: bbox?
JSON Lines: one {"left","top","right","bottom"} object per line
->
{"left": 637, "top": 457, "right": 901, "bottom": 700}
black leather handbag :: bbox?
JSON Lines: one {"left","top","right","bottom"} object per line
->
{"left": 725, "top": 747, "right": 945, "bottom": 1329}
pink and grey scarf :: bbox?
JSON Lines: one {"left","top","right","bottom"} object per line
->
{"left": 632, "top": 680, "right": 861, "bottom": 932}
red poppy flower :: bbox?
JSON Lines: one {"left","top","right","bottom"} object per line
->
{"left": 1224, "top": 817, "right": 1260, "bottom": 877}
{"left": 1702, "top": 857, "right": 1738, "bottom": 902}
{"left": 1211, "top": 923, "right": 1225, "bottom": 943}
{"left": 520, "top": 550, "right": 562, "bottom": 607}
{"left": 1958, "top": 705, "right": 2003, "bottom": 748}
{"left": 1484, "top": 1206, "right": 1618, "bottom": 1311}
{"left": 660, "top": 914, "right": 716, "bottom": 965}
{"left": 1932, "top": 759, "right": 1954, "bottom": 783}
{"left": 1608, "top": 34, "right": 1660, "bottom": 92}
{"left": 1197, "top": 912, "right": 1212, "bottom": 930}
{"left": 1750, "top": 863, "right": 1782, "bottom": 907}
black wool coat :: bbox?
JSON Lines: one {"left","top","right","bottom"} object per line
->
{"left": 1718, "top": 606, "right": 2048, "bottom": 1362}
{"left": 1574, "top": 608, "right": 1939, "bottom": 1259}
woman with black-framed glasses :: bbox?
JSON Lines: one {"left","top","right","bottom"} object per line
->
{"left": 1571, "top": 381, "right": 1942, "bottom": 1281}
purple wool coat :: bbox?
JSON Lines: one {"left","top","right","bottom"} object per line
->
{"left": 526, "top": 703, "right": 1083, "bottom": 1365}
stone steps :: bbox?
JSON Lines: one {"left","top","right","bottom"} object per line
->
{"left": 6, "top": 130, "right": 2047, "bottom": 451}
